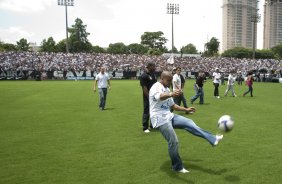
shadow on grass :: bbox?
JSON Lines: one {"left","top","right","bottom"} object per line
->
{"left": 187, "top": 163, "right": 228, "bottom": 175}
{"left": 160, "top": 160, "right": 195, "bottom": 184}
{"left": 103, "top": 108, "right": 115, "bottom": 111}
{"left": 160, "top": 159, "right": 235, "bottom": 183}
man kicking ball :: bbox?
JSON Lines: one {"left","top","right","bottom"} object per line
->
{"left": 149, "top": 71, "right": 223, "bottom": 173}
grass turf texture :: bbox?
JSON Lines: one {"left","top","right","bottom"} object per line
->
{"left": 0, "top": 80, "right": 282, "bottom": 184}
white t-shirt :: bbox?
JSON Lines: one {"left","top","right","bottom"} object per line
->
{"left": 149, "top": 82, "right": 175, "bottom": 128}
{"left": 227, "top": 74, "right": 236, "bottom": 85}
{"left": 212, "top": 72, "right": 221, "bottom": 83}
{"left": 172, "top": 74, "right": 181, "bottom": 91}
{"left": 95, "top": 72, "right": 109, "bottom": 88}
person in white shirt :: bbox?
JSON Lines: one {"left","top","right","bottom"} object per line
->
{"left": 93, "top": 67, "right": 111, "bottom": 110}
{"left": 172, "top": 67, "right": 188, "bottom": 109}
{"left": 212, "top": 68, "right": 221, "bottom": 98}
{"left": 224, "top": 71, "right": 237, "bottom": 97}
{"left": 149, "top": 71, "right": 223, "bottom": 174}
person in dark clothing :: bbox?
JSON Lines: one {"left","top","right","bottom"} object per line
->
{"left": 140, "top": 62, "right": 157, "bottom": 133}
{"left": 179, "top": 72, "right": 188, "bottom": 108}
{"left": 191, "top": 71, "right": 206, "bottom": 104}
{"left": 237, "top": 72, "right": 243, "bottom": 85}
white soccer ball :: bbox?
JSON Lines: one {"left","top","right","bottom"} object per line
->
{"left": 217, "top": 115, "right": 234, "bottom": 132}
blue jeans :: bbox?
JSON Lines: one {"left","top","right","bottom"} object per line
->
{"left": 158, "top": 114, "right": 216, "bottom": 171}
{"left": 191, "top": 85, "right": 204, "bottom": 104}
{"left": 98, "top": 88, "right": 107, "bottom": 109}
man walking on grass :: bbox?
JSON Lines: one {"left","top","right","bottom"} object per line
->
{"left": 93, "top": 67, "right": 111, "bottom": 110}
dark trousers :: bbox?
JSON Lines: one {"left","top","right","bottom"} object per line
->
{"left": 173, "top": 94, "right": 188, "bottom": 108}
{"left": 142, "top": 96, "right": 150, "bottom": 130}
{"left": 213, "top": 83, "right": 219, "bottom": 96}
{"left": 243, "top": 86, "right": 253, "bottom": 97}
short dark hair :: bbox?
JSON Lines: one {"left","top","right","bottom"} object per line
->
{"left": 146, "top": 62, "right": 155, "bottom": 68}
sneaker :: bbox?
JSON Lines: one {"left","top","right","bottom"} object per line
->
{"left": 178, "top": 168, "right": 189, "bottom": 173}
{"left": 217, "top": 96, "right": 220, "bottom": 99}
{"left": 213, "top": 135, "right": 223, "bottom": 146}
{"left": 144, "top": 129, "right": 150, "bottom": 133}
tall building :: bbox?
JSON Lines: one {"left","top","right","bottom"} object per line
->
{"left": 263, "top": 0, "right": 282, "bottom": 49}
{"left": 222, "top": 0, "right": 259, "bottom": 52}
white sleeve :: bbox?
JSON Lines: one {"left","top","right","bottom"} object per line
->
{"left": 172, "top": 74, "right": 177, "bottom": 82}
{"left": 152, "top": 86, "right": 161, "bottom": 101}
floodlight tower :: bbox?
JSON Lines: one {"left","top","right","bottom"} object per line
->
{"left": 251, "top": 2, "right": 260, "bottom": 59}
{"left": 167, "top": 3, "right": 179, "bottom": 54}
{"left": 58, "top": 0, "right": 74, "bottom": 53}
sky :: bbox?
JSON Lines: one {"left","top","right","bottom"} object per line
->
{"left": 0, "top": 0, "right": 265, "bottom": 52}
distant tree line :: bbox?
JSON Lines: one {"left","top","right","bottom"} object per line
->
{"left": 1, "top": 17, "right": 282, "bottom": 59}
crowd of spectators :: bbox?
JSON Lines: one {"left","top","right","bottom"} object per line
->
{"left": 0, "top": 51, "right": 281, "bottom": 80}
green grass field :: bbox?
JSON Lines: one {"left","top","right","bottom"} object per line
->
{"left": 1, "top": 80, "right": 282, "bottom": 184}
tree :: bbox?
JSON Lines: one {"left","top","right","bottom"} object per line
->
{"left": 92, "top": 45, "right": 106, "bottom": 53}
{"left": 255, "top": 49, "right": 275, "bottom": 59}
{"left": 56, "top": 39, "right": 66, "bottom": 52}
{"left": 68, "top": 18, "right": 92, "bottom": 52}
{"left": 0, "top": 41, "right": 17, "bottom": 51}
{"left": 222, "top": 47, "right": 275, "bottom": 59}
{"left": 147, "top": 48, "right": 162, "bottom": 55}
{"left": 204, "top": 37, "right": 220, "bottom": 57}
{"left": 107, "top": 42, "right": 128, "bottom": 54}
{"left": 181, "top": 43, "right": 198, "bottom": 54}
{"left": 127, "top": 43, "right": 148, "bottom": 54}
{"left": 271, "top": 43, "right": 282, "bottom": 59}
{"left": 168, "top": 46, "right": 179, "bottom": 53}
{"left": 221, "top": 47, "right": 252, "bottom": 58}
{"left": 40, "top": 37, "right": 57, "bottom": 52}
{"left": 16, "top": 38, "right": 30, "bottom": 51}
{"left": 141, "top": 31, "right": 168, "bottom": 53}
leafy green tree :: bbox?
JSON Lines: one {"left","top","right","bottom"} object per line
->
{"left": 147, "top": 48, "right": 162, "bottom": 55}
{"left": 271, "top": 43, "right": 282, "bottom": 59}
{"left": 222, "top": 47, "right": 275, "bottom": 59}
{"left": 107, "top": 42, "right": 128, "bottom": 54}
{"left": 40, "top": 37, "right": 57, "bottom": 52}
{"left": 68, "top": 18, "right": 92, "bottom": 53}
{"left": 92, "top": 45, "right": 106, "bottom": 53}
{"left": 16, "top": 38, "right": 30, "bottom": 51}
{"left": 56, "top": 39, "right": 66, "bottom": 52}
{"left": 181, "top": 43, "right": 198, "bottom": 54}
{"left": 141, "top": 31, "right": 168, "bottom": 53}
{"left": 255, "top": 49, "right": 275, "bottom": 59}
{"left": 168, "top": 46, "right": 179, "bottom": 53}
{"left": 204, "top": 37, "right": 220, "bottom": 57}
{"left": 0, "top": 41, "right": 17, "bottom": 51}
{"left": 221, "top": 47, "right": 252, "bottom": 58}
{"left": 127, "top": 43, "right": 148, "bottom": 54}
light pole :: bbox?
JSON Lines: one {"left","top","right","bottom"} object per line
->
{"left": 251, "top": 7, "right": 260, "bottom": 59}
{"left": 167, "top": 3, "right": 179, "bottom": 54}
{"left": 58, "top": 0, "right": 74, "bottom": 53}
